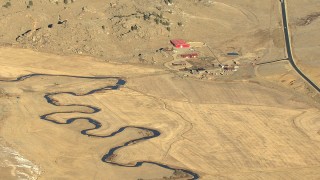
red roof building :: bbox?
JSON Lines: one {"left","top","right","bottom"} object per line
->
{"left": 170, "top": 39, "right": 190, "bottom": 48}
{"left": 180, "top": 53, "right": 198, "bottom": 59}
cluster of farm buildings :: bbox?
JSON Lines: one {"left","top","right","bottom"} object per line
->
{"left": 165, "top": 39, "right": 239, "bottom": 78}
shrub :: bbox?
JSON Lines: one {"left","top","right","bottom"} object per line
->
{"left": 2, "top": 2, "right": 11, "bottom": 8}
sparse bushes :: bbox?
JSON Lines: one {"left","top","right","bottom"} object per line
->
{"left": 161, "top": 20, "right": 170, "bottom": 26}
{"left": 27, "top": 0, "right": 33, "bottom": 8}
{"left": 63, "top": 0, "right": 76, "bottom": 5}
{"left": 143, "top": 13, "right": 150, "bottom": 20}
{"left": 164, "top": 0, "right": 173, "bottom": 5}
{"left": 131, "top": 25, "right": 138, "bottom": 31}
{"left": 2, "top": 1, "right": 11, "bottom": 8}
{"left": 155, "top": 18, "right": 160, "bottom": 24}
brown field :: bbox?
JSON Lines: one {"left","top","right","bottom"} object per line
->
{"left": 288, "top": 0, "right": 320, "bottom": 86}
{"left": 0, "top": 0, "right": 320, "bottom": 179}
{"left": 0, "top": 47, "right": 319, "bottom": 179}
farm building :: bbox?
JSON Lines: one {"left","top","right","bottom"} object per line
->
{"left": 223, "top": 65, "right": 239, "bottom": 71}
{"left": 180, "top": 53, "right": 198, "bottom": 59}
{"left": 170, "top": 39, "right": 190, "bottom": 48}
{"left": 227, "top": 52, "right": 239, "bottom": 56}
{"left": 172, "top": 61, "right": 187, "bottom": 66}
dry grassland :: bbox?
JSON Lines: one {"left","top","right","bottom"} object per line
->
{"left": 0, "top": 0, "right": 319, "bottom": 179}
{"left": 287, "top": 0, "right": 320, "bottom": 86}
{"left": 0, "top": 48, "right": 319, "bottom": 179}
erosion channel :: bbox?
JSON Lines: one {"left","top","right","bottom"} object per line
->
{"left": 0, "top": 73, "right": 199, "bottom": 180}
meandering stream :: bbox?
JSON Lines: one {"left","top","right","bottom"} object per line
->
{"left": 1, "top": 73, "right": 199, "bottom": 179}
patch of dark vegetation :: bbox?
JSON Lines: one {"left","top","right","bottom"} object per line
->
{"left": 27, "top": 0, "right": 33, "bottom": 8}
{"left": 164, "top": 0, "right": 174, "bottom": 5}
{"left": 2, "top": 1, "right": 11, "bottom": 8}
{"left": 63, "top": 0, "right": 76, "bottom": 5}
{"left": 109, "top": 10, "right": 171, "bottom": 38}
{"left": 296, "top": 12, "right": 320, "bottom": 26}
{"left": 111, "top": 11, "right": 170, "bottom": 27}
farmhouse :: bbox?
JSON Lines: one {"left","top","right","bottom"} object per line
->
{"left": 170, "top": 39, "right": 190, "bottom": 48}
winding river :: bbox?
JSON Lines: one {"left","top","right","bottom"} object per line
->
{"left": 0, "top": 73, "right": 199, "bottom": 179}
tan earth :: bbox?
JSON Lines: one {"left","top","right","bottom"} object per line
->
{"left": 287, "top": 0, "right": 320, "bottom": 86}
{"left": 0, "top": 0, "right": 320, "bottom": 180}
{"left": 0, "top": 47, "right": 320, "bottom": 179}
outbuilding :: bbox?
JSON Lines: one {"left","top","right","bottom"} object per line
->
{"left": 180, "top": 52, "right": 198, "bottom": 59}
{"left": 170, "top": 39, "right": 190, "bottom": 48}
{"left": 172, "top": 61, "right": 187, "bottom": 66}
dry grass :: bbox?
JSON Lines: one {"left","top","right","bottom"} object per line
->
{"left": 0, "top": 48, "right": 319, "bottom": 179}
